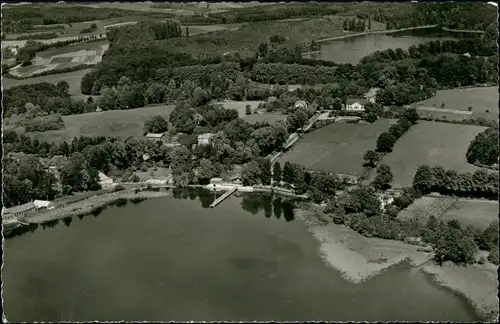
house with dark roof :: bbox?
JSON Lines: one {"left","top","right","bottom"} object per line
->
{"left": 345, "top": 98, "right": 368, "bottom": 111}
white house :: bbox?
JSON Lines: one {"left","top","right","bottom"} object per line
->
{"left": 345, "top": 98, "right": 368, "bottom": 111}
{"left": 197, "top": 133, "right": 214, "bottom": 145}
{"left": 377, "top": 194, "right": 395, "bottom": 211}
{"left": 33, "top": 200, "right": 54, "bottom": 210}
{"left": 98, "top": 172, "right": 115, "bottom": 188}
{"left": 294, "top": 100, "right": 308, "bottom": 110}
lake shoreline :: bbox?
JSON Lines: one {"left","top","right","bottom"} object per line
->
{"left": 422, "top": 263, "right": 499, "bottom": 322}
{"left": 23, "top": 189, "right": 171, "bottom": 224}
{"left": 296, "top": 208, "right": 499, "bottom": 322}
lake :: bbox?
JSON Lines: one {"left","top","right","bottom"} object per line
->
{"left": 312, "top": 27, "right": 477, "bottom": 64}
{"left": 3, "top": 189, "right": 479, "bottom": 322}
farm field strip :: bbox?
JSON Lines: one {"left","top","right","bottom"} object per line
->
{"left": 365, "top": 121, "right": 488, "bottom": 189}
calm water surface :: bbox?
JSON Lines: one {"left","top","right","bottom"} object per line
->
{"left": 3, "top": 190, "right": 479, "bottom": 322}
{"left": 314, "top": 28, "right": 473, "bottom": 64}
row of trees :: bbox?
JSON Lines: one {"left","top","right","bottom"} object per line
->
{"left": 375, "top": 108, "right": 419, "bottom": 153}
{"left": 466, "top": 126, "right": 499, "bottom": 166}
{"left": 361, "top": 38, "right": 496, "bottom": 64}
{"left": 3, "top": 81, "right": 73, "bottom": 117}
{"left": 413, "top": 166, "right": 498, "bottom": 200}
{"left": 241, "top": 159, "right": 345, "bottom": 204}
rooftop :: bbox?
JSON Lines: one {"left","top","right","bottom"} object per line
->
{"left": 145, "top": 133, "right": 164, "bottom": 138}
{"left": 197, "top": 133, "right": 214, "bottom": 140}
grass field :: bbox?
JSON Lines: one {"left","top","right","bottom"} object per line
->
{"left": 163, "top": 15, "right": 348, "bottom": 55}
{"left": 23, "top": 105, "right": 175, "bottom": 143}
{"left": 242, "top": 112, "right": 287, "bottom": 124}
{"left": 365, "top": 121, "right": 488, "bottom": 189}
{"left": 415, "top": 87, "right": 499, "bottom": 122}
{"left": 397, "top": 195, "right": 498, "bottom": 230}
{"left": 440, "top": 198, "right": 499, "bottom": 230}
{"left": 2, "top": 68, "right": 92, "bottom": 97}
{"left": 216, "top": 100, "right": 265, "bottom": 117}
{"left": 278, "top": 119, "right": 396, "bottom": 175}
{"left": 397, "top": 195, "right": 458, "bottom": 224}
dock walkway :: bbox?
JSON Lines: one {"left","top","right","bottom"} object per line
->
{"left": 209, "top": 187, "right": 238, "bottom": 208}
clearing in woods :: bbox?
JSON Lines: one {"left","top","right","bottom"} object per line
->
{"left": 414, "top": 87, "right": 498, "bottom": 122}
{"left": 365, "top": 121, "right": 488, "bottom": 189}
{"left": 278, "top": 119, "right": 395, "bottom": 176}
{"left": 23, "top": 105, "right": 175, "bottom": 143}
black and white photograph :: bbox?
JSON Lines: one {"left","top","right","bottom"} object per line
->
{"left": 1, "top": 1, "right": 499, "bottom": 322}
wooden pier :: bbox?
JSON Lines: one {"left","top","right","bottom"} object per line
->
{"left": 209, "top": 187, "right": 238, "bottom": 208}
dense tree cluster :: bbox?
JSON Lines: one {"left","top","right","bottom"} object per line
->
{"left": 343, "top": 18, "right": 366, "bottom": 32}
{"left": 413, "top": 166, "right": 498, "bottom": 199}
{"left": 143, "top": 116, "right": 169, "bottom": 134}
{"left": 251, "top": 63, "right": 338, "bottom": 85}
{"left": 466, "top": 127, "right": 499, "bottom": 166}
{"left": 2, "top": 155, "right": 58, "bottom": 208}
{"left": 371, "top": 164, "right": 393, "bottom": 190}
{"left": 3, "top": 82, "right": 98, "bottom": 118}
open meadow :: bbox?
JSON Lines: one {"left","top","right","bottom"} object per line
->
{"left": 278, "top": 119, "right": 396, "bottom": 176}
{"left": 22, "top": 105, "right": 175, "bottom": 143}
{"left": 2, "top": 68, "right": 92, "bottom": 97}
{"left": 397, "top": 195, "right": 459, "bottom": 224}
{"left": 440, "top": 198, "right": 499, "bottom": 230}
{"left": 365, "top": 121, "right": 488, "bottom": 189}
{"left": 216, "top": 100, "right": 265, "bottom": 117}
{"left": 398, "top": 195, "right": 498, "bottom": 231}
{"left": 242, "top": 112, "right": 287, "bottom": 125}
{"left": 415, "top": 87, "right": 498, "bottom": 122}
